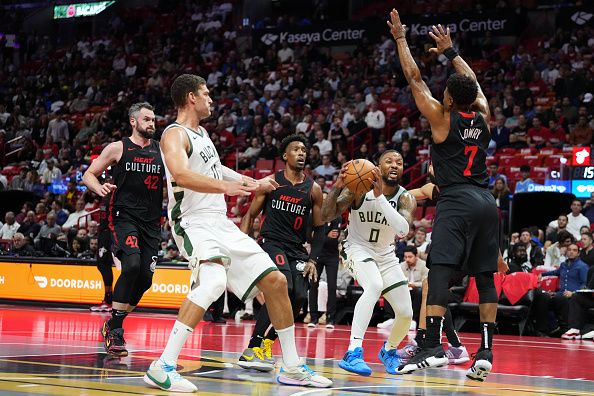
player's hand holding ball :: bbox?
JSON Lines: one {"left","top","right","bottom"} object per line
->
{"left": 333, "top": 161, "right": 351, "bottom": 190}
{"left": 343, "top": 159, "right": 377, "bottom": 197}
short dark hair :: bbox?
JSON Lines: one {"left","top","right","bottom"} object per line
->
{"left": 403, "top": 245, "right": 418, "bottom": 255}
{"left": 582, "top": 232, "right": 593, "bottom": 240}
{"left": 520, "top": 165, "right": 531, "bottom": 172}
{"left": 446, "top": 73, "right": 478, "bottom": 107}
{"left": 379, "top": 149, "right": 402, "bottom": 163}
{"left": 557, "top": 230, "right": 574, "bottom": 244}
{"left": 171, "top": 74, "right": 207, "bottom": 108}
{"left": 280, "top": 134, "right": 308, "bottom": 156}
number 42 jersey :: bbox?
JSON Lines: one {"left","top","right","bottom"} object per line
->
{"left": 346, "top": 186, "right": 406, "bottom": 253}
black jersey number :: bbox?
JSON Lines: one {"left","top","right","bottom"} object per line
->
{"left": 369, "top": 228, "right": 380, "bottom": 243}
{"left": 463, "top": 146, "right": 478, "bottom": 176}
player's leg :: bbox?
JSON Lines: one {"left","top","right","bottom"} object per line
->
{"left": 377, "top": 258, "right": 412, "bottom": 374}
{"left": 102, "top": 222, "right": 142, "bottom": 356}
{"left": 324, "top": 257, "right": 339, "bottom": 328}
{"left": 307, "top": 260, "right": 324, "bottom": 326}
{"left": 338, "top": 247, "right": 383, "bottom": 376}
{"left": 127, "top": 231, "right": 159, "bottom": 313}
{"left": 91, "top": 229, "right": 113, "bottom": 312}
{"left": 443, "top": 308, "right": 469, "bottom": 364}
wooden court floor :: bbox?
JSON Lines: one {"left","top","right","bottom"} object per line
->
{"left": 0, "top": 305, "right": 592, "bottom": 395}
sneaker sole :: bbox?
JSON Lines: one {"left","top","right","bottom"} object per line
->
{"left": 277, "top": 374, "right": 332, "bottom": 388}
{"left": 448, "top": 357, "right": 471, "bottom": 365}
{"left": 466, "top": 359, "right": 492, "bottom": 382}
{"left": 338, "top": 360, "right": 372, "bottom": 376}
{"left": 237, "top": 360, "right": 274, "bottom": 372}
{"left": 397, "top": 356, "right": 448, "bottom": 374}
{"left": 143, "top": 374, "right": 197, "bottom": 392}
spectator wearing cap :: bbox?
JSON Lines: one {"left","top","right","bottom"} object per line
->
{"left": 515, "top": 165, "right": 534, "bottom": 193}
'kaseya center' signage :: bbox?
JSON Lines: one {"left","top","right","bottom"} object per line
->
{"left": 253, "top": 11, "right": 521, "bottom": 47}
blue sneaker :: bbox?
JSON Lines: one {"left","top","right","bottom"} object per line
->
{"left": 378, "top": 342, "right": 402, "bottom": 374}
{"left": 338, "top": 347, "right": 372, "bottom": 376}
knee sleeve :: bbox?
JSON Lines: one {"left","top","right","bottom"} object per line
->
{"left": 129, "top": 273, "right": 154, "bottom": 306}
{"left": 427, "top": 264, "right": 454, "bottom": 307}
{"left": 187, "top": 262, "right": 227, "bottom": 310}
{"left": 475, "top": 271, "right": 498, "bottom": 304}
{"left": 112, "top": 253, "right": 141, "bottom": 303}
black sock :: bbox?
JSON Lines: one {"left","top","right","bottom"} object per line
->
{"left": 444, "top": 309, "right": 462, "bottom": 348}
{"left": 248, "top": 334, "right": 264, "bottom": 348}
{"left": 108, "top": 309, "right": 128, "bottom": 330}
{"left": 248, "top": 304, "right": 272, "bottom": 348}
{"left": 479, "top": 322, "right": 496, "bottom": 350}
{"left": 105, "top": 291, "right": 113, "bottom": 305}
{"left": 425, "top": 316, "right": 444, "bottom": 348}
{"left": 265, "top": 328, "right": 278, "bottom": 342}
{"left": 415, "top": 328, "right": 426, "bottom": 348}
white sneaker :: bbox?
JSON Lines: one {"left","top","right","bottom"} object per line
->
{"left": 277, "top": 364, "right": 333, "bottom": 388}
{"left": 445, "top": 344, "right": 470, "bottom": 364}
{"left": 144, "top": 359, "right": 197, "bottom": 393}
{"left": 581, "top": 330, "right": 594, "bottom": 340}
{"left": 377, "top": 318, "right": 394, "bottom": 329}
{"left": 561, "top": 328, "right": 581, "bottom": 340}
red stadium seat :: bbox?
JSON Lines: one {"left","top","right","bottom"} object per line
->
{"left": 518, "top": 147, "right": 537, "bottom": 155}
{"left": 498, "top": 148, "right": 517, "bottom": 156}
{"left": 523, "top": 156, "right": 542, "bottom": 167}
{"left": 256, "top": 159, "right": 274, "bottom": 170}
{"left": 499, "top": 156, "right": 523, "bottom": 167}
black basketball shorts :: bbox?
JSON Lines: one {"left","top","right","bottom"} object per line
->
{"left": 111, "top": 218, "right": 160, "bottom": 270}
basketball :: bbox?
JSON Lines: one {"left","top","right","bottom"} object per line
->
{"left": 343, "top": 159, "right": 377, "bottom": 196}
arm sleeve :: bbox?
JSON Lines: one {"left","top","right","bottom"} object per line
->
{"left": 308, "top": 224, "right": 327, "bottom": 263}
{"left": 377, "top": 195, "right": 409, "bottom": 239}
{"left": 222, "top": 166, "right": 243, "bottom": 182}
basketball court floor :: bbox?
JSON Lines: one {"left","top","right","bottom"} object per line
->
{"left": 0, "top": 305, "right": 592, "bottom": 395}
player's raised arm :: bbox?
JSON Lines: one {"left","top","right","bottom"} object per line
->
{"left": 161, "top": 126, "right": 256, "bottom": 196}
{"left": 387, "top": 9, "right": 448, "bottom": 140}
{"left": 409, "top": 183, "right": 436, "bottom": 201}
{"left": 321, "top": 163, "right": 356, "bottom": 222}
{"left": 427, "top": 24, "right": 490, "bottom": 121}
{"left": 82, "top": 141, "right": 120, "bottom": 197}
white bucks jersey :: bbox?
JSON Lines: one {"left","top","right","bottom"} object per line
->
{"left": 162, "top": 123, "right": 227, "bottom": 224}
{"left": 346, "top": 186, "right": 406, "bottom": 252}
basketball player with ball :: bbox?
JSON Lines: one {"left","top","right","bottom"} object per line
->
{"left": 322, "top": 151, "right": 416, "bottom": 375}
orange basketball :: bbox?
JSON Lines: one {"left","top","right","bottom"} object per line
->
{"left": 343, "top": 159, "right": 377, "bottom": 196}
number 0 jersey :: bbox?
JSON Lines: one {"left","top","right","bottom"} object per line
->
{"left": 110, "top": 137, "right": 164, "bottom": 225}
{"left": 260, "top": 170, "right": 314, "bottom": 246}
{"left": 431, "top": 111, "right": 490, "bottom": 189}
{"left": 162, "top": 124, "right": 227, "bottom": 226}
{"left": 346, "top": 186, "right": 406, "bottom": 253}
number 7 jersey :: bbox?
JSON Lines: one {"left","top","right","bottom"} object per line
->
{"left": 346, "top": 187, "right": 406, "bottom": 253}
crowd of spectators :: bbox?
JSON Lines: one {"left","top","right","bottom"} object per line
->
{"left": 0, "top": 0, "right": 593, "bottom": 335}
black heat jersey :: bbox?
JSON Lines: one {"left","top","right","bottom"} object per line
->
{"left": 431, "top": 111, "right": 490, "bottom": 189}
{"left": 109, "top": 137, "right": 164, "bottom": 225}
{"left": 260, "top": 170, "right": 314, "bottom": 247}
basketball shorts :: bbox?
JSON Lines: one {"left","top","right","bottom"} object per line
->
{"left": 111, "top": 217, "right": 159, "bottom": 270}
{"left": 173, "top": 214, "right": 277, "bottom": 302}
{"left": 428, "top": 184, "right": 499, "bottom": 275}
{"left": 341, "top": 240, "right": 407, "bottom": 295}
{"left": 260, "top": 239, "right": 309, "bottom": 293}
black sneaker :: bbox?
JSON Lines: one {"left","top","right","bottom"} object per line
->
{"left": 395, "top": 345, "right": 448, "bottom": 374}
{"left": 105, "top": 328, "right": 128, "bottom": 357}
{"left": 466, "top": 349, "right": 493, "bottom": 382}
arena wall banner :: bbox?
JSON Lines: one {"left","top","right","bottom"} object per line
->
{"left": 555, "top": 6, "right": 593, "bottom": 29}
{"left": 253, "top": 11, "right": 521, "bottom": 47}
{"left": 0, "top": 261, "right": 190, "bottom": 308}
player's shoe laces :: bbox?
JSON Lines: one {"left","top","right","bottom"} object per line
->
{"left": 90, "top": 301, "right": 112, "bottom": 312}
{"left": 277, "top": 364, "right": 333, "bottom": 387}
{"left": 261, "top": 339, "right": 276, "bottom": 367}
{"left": 338, "top": 347, "right": 372, "bottom": 376}
{"left": 397, "top": 341, "right": 420, "bottom": 364}
{"left": 105, "top": 327, "right": 128, "bottom": 357}
{"left": 446, "top": 344, "right": 470, "bottom": 364}
{"left": 378, "top": 342, "right": 402, "bottom": 374}
{"left": 396, "top": 345, "right": 448, "bottom": 374}
{"left": 144, "top": 359, "right": 197, "bottom": 392}
{"left": 237, "top": 347, "right": 274, "bottom": 371}
{"left": 466, "top": 349, "right": 493, "bottom": 382}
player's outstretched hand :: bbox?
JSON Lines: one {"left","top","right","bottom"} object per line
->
{"left": 369, "top": 167, "right": 383, "bottom": 198}
{"left": 387, "top": 9, "right": 407, "bottom": 41}
{"left": 333, "top": 161, "right": 351, "bottom": 190}
{"left": 497, "top": 254, "right": 509, "bottom": 275}
{"left": 256, "top": 176, "right": 279, "bottom": 193}
{"left": 303, "top": 260, "right": 318, "bottom": 283}
{"left": 98, "top": 183, "right": 117, "bottom": 197}
{"left": 428, "top": 24, "right": 453, "bottom": 55}
{"left": 224, "top": 179, "right": 258, "bottom": 197}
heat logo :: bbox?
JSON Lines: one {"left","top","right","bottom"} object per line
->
{"left": 572, "top": 147, "right": 591, "bottom": 166}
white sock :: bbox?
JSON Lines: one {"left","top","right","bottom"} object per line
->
{"left": 160, "top": 320, "right": 193, "bottom": 366}
{"left": 349, "top": 335, "right": 363, "bottom": 351}
{"left": 276, "top": 325, "right": 300, "bottom": 367}
{"left": 383, "top": 287, "right": 413, "bottom": 351}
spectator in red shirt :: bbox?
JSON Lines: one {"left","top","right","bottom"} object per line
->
{"left": 528, "top": 70, "right": 548, "bottom": 98}
{"left": 527, "top": 117, "right": 551, "bottom": 148}
{"left": 547, "top": 119, "right": 567, "bottom": 147}
{"left": 42, "top": 136, "right": 59, "bottom": 157}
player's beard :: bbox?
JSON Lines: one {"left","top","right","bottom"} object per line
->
{"left": 138, "top": 126, "right": 155, "bottom": 139}
{"left": 382, "top": 175, "right": 399, "bottom": 187}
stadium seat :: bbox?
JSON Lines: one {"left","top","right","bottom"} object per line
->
{"left": 499, "top": 156, "right": 523, "bottom": 167}
{"left": 523, "top": 156, "right": 542, "bottom": 167}
{"left": 256, "top": 159, "right": 274, "bottom": 170}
